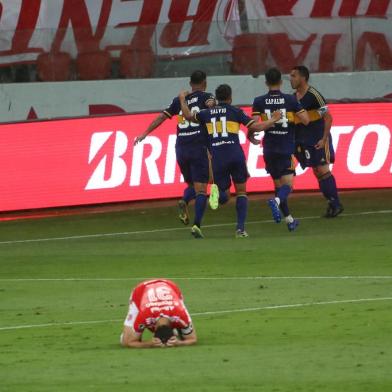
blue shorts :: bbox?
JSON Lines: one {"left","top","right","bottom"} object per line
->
{"left": 212, "top": 148, "right": 249, "bottom": 191}
{"left": 264, "top": 152, "right": 295, "bottom": 180}
{"left": 176, "top": 144, "right": 210, "bottom": 184}
{"left": 295, "top": 137, "right": 335, "bottom": 169}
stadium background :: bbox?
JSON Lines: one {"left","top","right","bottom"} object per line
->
{"left": 0, "top": 2, "right": 392, "bottom": 392}
{"left": 0, "top": 0, "right": 392, "bottom": 212}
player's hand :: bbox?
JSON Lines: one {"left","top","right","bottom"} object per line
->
{"left": 179, "top": 90, "right": 189, "bottom": 100}
{"left": 152, "top": 337, "right": 165, "bottom": 348}
{"left": 205, "top": 98, "right": 216, "bottom": 108}
{"left": 248, "top": 131, "right": 260, "bottom": 145}
{"left": 271, "top": 110, "right": 282, "bottom": 122}
{"left": 134, "top": 135, "right": 146, "bottom": 146}
{"left": 165, "top": 336, "right": 178, "bottom": 347}
{"left": 315, "top": 138, "right": 326, "bottom": 150}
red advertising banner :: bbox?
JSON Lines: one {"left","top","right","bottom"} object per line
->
{"left": 0, "top": 103, "right": 391, "bottom": 212}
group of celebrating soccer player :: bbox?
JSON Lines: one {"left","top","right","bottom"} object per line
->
{"left": 124, "top": 67, "right": 345, "bottom": 348}
{"left": 135, "top": 66, "right": 343, "bottom": 239}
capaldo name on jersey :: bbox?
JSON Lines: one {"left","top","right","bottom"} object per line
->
{"left": 265, "top": 98, "right": 285, "bottom": 104}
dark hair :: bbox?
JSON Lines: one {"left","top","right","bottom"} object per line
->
{"left": 154, "top": 325, "right": 174, "bottom": 344}
{"left": 292, "top": 65, "right": 310, "bottom": 81}
{"left": 215, "top": 84, "right": 232, "bottom": 101}
{"left": 265, "top": 67, "right": 282, "bottom": 85}
{"left": 190, "top": 70, "right": 207, "bottom": 85}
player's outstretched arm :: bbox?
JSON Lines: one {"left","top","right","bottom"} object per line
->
{"left": 166, "top": 329, "right": 198, "bottom": 348}
{"left": 121, "top": 327, "right": 165, "bottom": 348}
{"left": 134, "top": 113, "right": 167, "bottom": 145}
{"left": 178, "top": 90, "right": 196, "bottom": 122}
{"left": 247, "top": 110, "right": 281, "bottom": 145}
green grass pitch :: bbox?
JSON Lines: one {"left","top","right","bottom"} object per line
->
{"left": 0, "top": 189, "right": 391, "bottom": 392}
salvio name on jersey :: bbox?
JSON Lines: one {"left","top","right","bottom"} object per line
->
{"left": 210, "top": 108, "right": 227, "bottom": 114}
{"left": 265, "top": 98, "right": 285, "bottom": 104}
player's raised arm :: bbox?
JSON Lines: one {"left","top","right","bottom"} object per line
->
{"left": 134, "top": 112, "right": 167, "bottom": 145}
{"left": 178, "top": 90, "right": 196, "bottom": 122}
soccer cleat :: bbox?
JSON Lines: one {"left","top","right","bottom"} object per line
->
{"left": 191, "top": 225, "right": 204, "bottom": 239}
{"left": 287, "top": 219, "right": 299, "bottom": 232}
{"left": 324, "top": 203, "right": 344, "bottom": 218}
{"left": 209, "top": 184, "right": 219, "bottom": 210}
{"left": 235, "top": 230, "right": 249, "bottom": 238}
{"left": 267, "top": 198, "right": 282, "bottom": 223}
{"left": 178, "top": 200, "right": 189, "bottom": 225}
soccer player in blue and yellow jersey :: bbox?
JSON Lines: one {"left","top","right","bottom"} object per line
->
{"left": 180, "top": 84, "right": 280, "bottom": 238}
{"left": 290, "top": 66, "right": 343, "bottom": 218}
{"left": 135, "top": 71, "right": 215, "bottom": 233}
{"left": 252, "top": 68, "right": 309, "bottom": 231}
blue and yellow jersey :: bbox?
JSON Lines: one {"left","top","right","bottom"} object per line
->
{"left": 252, "top": 90, "right": 304, "bottom": 154}
{"left": 163, "top": 90, "right": 214, "bottom": 147}
{"left": 195, "top": 103, "right": 254, "bottom": 152}
{"left": 295, "top": 86, "right": 328, "bottom": 145}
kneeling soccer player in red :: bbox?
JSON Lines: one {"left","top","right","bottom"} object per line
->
{"left": 121, "top": 279, "right": 197, "bottom": 348}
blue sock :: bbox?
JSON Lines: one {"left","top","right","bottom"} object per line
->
{"left": 219, "top": 189, "right": 229, "bottom": 205}
{"left": 236, "top": 195, "right": 248, "bottom": 231}
{"left": 183, "top": 186, "right": 196, "bottom": 204}
{"left": 279, "top": 200, "right": 290, "bottom": 217}
{"left": 277, "top": 184, "right": 291, "bottom": 203}
{"left": 194, "top": 192, "right": 207, "bottom": 227}
{"left": 319, "top": 175, "right": 340, "bottom": 207}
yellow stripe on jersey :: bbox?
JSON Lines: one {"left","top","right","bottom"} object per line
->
{"left": 309, "top": 87, "right": 326, "bottom": 107}
{"left": 206, "top": 121, "right": 240, "bottom": 134}
{"left": 177, "top": 114, "right": 186, "bottom": 125}
{"left": 252, "top": 111, "right": 261, "bottom": 116}
{"left": 324, "top": 137, "right": 331, "bottom": 163}
{"left": 260, "top": 111, "right": 296, "bottom": 123}
{"left": 163, "top": 110, "right": 172, "bottom": 119}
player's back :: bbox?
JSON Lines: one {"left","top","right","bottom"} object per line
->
{"left": 253, "top": 90, "right": 301, "bottom": 155}
{"left": 197, "top": 103, "right": 253, "bottom": 153}
{"left": 164, "top": 90, "right": 214, "bottom": 147}
{"left": 295, "top": 87, "right": 327, "bottom": 145}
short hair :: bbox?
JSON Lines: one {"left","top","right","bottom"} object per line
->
{"left": 215, "top": 84, "right": 232, "bottom": 101}
{"left": 190, "top": 70, "right": 207, "bottom": 85}
{"left": 265, "top": 67, "right": 282, "bottom": 85}
{"left": 292, "top": 65, "right": 310, "bottom": 81}
{"left": 154, "top": 325, "right": 174, "bottom": 344}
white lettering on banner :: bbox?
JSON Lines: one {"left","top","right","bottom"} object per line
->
{"left": 85, "top": 131, "right": 128, "bottom": 190}
{"left": 247, "top": 142, "right": 268, "bottom": 178}
{"left": 164, "top": 134, "right": 178, "bottom": 184}
{"left": 130, "top": 136, "right": 162, "bottom": 186}
{"left": 347, "top": 124, "right": 391, "bottom": 174}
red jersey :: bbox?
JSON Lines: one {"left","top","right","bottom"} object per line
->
{"left": 124, "top": 279, "right": 193, "bottom": 335}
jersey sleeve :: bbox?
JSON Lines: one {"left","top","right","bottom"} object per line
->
{"left": 194, "top": 108, "right": 208, "bottom": 124}
{"left": 252, "top": 98, "right": 262, "bottom": 116}
{"left": 238, "top": 108, "right": 255, "bottom": 128}
{"left": 293, "top": 97, "right": 305, "bottom": 114}
{"left": 163, "top": 97, "right": 180, "bottom": 118}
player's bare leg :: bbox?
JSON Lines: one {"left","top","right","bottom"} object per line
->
{"left": 313, "top": 165, "right": 343, "bottom": 218}
{"left": 234, "top": 182, "right": 248, "bottom": 238}
{"left": 272, "top": 174, "right": 299, "bottom": 231}
{"left": 178, "top": 183, "right": 195, "bottom": 225}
